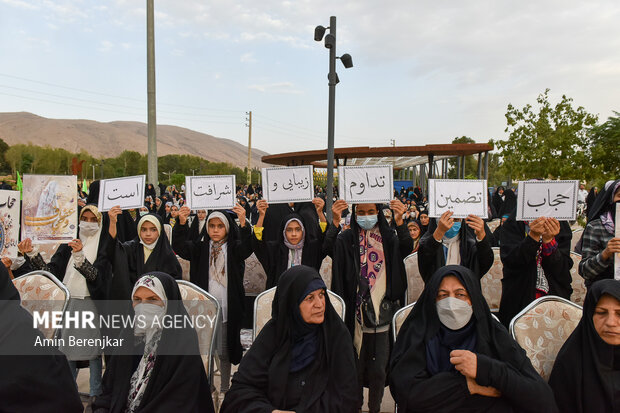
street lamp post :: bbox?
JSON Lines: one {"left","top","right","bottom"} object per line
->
{"left": 314, "top": 16, "right": 353, "bottom": 222}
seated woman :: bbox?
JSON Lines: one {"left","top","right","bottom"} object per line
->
{"left": 549, "top": 279, "right": 620, "bottom": 412}
{"left": 252, "top": 198, "right": 337, "bottom": 288}
{"left": 221, "top": 265, "right": 359, "bottom": 413}
{"left": 417, "top": 211, "right": 493, "bottom": 283}
{"left": 0, "top": 265, "right": 84, "bottom": 413}
{"left": 389, "top": 265, "right": 556, "bottom": 413}
{"left": 92, "top": 272, "right": 214, "bottom": 413}
{"left": 107, "top": 208, "right": 182, "bottom": 300}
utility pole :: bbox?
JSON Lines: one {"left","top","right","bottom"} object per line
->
{"left": 325, "top": 16, "right": 337, "bottom": 222}
{"left": 246, "top": 111, "right": 252, "bottom": 185}
{"left": 146, "top": 0, "right": 159, "bottom": 196}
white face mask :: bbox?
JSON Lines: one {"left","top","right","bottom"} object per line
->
{"left": 134, "top": 303, "right": 166, "bottom": 337}
{"left": 79, "top": 221, "right": 99, "bottom": 237}
{"left": 436, "top": 296, "right": 473, "bottom": 330}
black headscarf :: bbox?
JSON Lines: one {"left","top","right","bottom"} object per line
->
{"left": 498, "top": 188, "right": 517, "bottom": 218}
{"left": 587, "top": 179, "right": 620, "bottom": 224}
{"left": 389, "top": 265, "right": 555, "bottom": 413}
{"left": 221, "top": 265, "right": 359, "bottom": 413}
{"left": 0, "top": 265, "right": 84, "bottom": 413}
{"left": 110, "top": 213, "right": 182, "bottom": 300}
{"left": 549, "top": 279, "right": 620, "bottom": 413}
{"left": 93, "top": 271, "right": 214, "bottom": 413}
{"left": 585, "top": 186, "right": 599, "bottom": 218}
{"left": 86, "top": 179, "right": 101, "bottom": 205}
{"left": 255, "top": 212, "right": 326, "bottom": 288}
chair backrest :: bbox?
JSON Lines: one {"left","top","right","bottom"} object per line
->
{"left": 392, "top": 302, "right": 415, "bottom": 342}
{"left": 176, "top": 280, "right": 220, "bottom": 384}
{"left": 509, "top": 295, "right": 582, "bottom": 380}
{"left": 569, "top": 252, "right": 587, "bottom": 306}
{"left": 403, "top": 252, "right": 424, "bottom": 305}
{"left": 243, "top": 253, "right": 267, "bottom": 296}
{"left": 12, "top": 270, "right": 70, "bottom": 339}
{"left": 486, "top": 219, "right": 501, "bottom": 232}
{"left": 319, "top": 256, "right": 333, "bottom": 290}
{"left": 253, "top": 287, "right": 346, "bottom": 341}
{"left": 163, "top": 224, "right": 172, "bottom": 245}
{"left": 480, "top": 247, "right": 503, "bottom": 312}
{"left": 570, "top": 229, "right": 583, "bottom": 253}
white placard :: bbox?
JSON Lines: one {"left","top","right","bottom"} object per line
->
{"left": 338, "top": 165, "right": 394, "bottom": 204}
{"left": 516, "top": 180, "right": 578, "bottom": 221}
{"left": 262, "top": 165, "right": 314, "bottom": 204}
{"left": 98, "top": 175, "right": 146, "bottom": 212}
{"left": 615, "top": 203, "right": 619, "bottom": 281}
{"left": 22, "top": 174, "right": 78, "bottom": 243}
{"left": 0, "top": 190, "right": 20, "bottom": 258}
{"left": 428, "top": 179, "right": 488, "bottom": 219}
{"left": 185, "top": 175, "right": 236, "bottom": 210}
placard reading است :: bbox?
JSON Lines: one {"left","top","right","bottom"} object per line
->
{"left": 428, "top": 179, "right": 488, "bottom": 219}
{"left": 262, "top": 166, "right": 314, "bottom": 204}
{"left": 338, "top": 165, "right": 393, "bottom": 204}
{"left": 516, "top": 180, "right": 578, "bottom": 221}
{"left": 0, "top": 190, "right": 20, "bottom": 258}
{"left": 98, "top": 175, "right": 146, "bottom": 212}
{"left": 185, "top": 175, "right": 236, "bottom": 210}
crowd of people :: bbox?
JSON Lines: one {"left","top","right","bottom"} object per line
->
{"left": 1, "top": 177, "right": 619, "bottom": 413}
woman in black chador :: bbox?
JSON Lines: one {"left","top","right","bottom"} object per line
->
{"left": 549, "top": 279, "right": 620, "bottom": 413}
{"left": 221, "top": 265, "right": 359, "bottom": 412}
{"left": 389, "top": 265, "right": 556, "bottom": 413}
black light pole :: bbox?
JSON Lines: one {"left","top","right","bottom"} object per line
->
{"left": 315, "top": 16, "right": 353, "bottom": 222}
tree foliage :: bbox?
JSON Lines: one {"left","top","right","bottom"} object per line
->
{"left": 498, "top": 89, "right": 598, "bottom": 180}
{"left": 588, "top": 111, "right": 620, "bottom": 179}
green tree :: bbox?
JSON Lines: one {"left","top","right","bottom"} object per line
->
{"left": 447, "top": 136, "right": 479, "bottom": 178}
{"left": 588, "top": 111, "right": 620, "bottom": 179}
{"left": 499, "top": 89, "right": 598, "bottom": 180}
{"left": 0, "top": 137, "right": 9, "bottom": 173}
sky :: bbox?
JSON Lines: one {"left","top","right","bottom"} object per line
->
{"left": 1, "top": 0, "right": 619, "bottom": 156}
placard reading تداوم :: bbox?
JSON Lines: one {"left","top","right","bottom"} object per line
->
{"left": 338, "top": 165, "right": 393, "bottom": 204}
{"left": 185, "top": 175, "right": 236, "bottom": 210}
{"left": 516, "top": 180, "right": 578, "bottom": 221}
{"left": 262, "top": 165, "right": 314, "bottom": 204}
{"left": 428, "top": 179, "right": 488, "bottom": 219}
{"left": 98, "top": 175, "right": 146, "bottom": 212}
{"left": 615, "top": 203, "right": 619, "bottom": 281}
{"left": 0, "top": 190, "right": 20, "bottom": 258}
{"left": 22, "top": 174, "right": 78, "bottom": 243}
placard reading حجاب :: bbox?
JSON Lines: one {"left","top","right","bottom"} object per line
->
{"left": 22, "top": 174, "right": 78, "bottom": 243}
{"left": 0, "top": 190, "right": 20, "bottom": 259}
{"left": 98, "top": 175, "right": 146, "bottom": 212}
{"left": 516, "top": 180, "right": 578, "bottom": 221}
{"left": 428, "top": 179, "right": 488, "bottom": 219}
{"left": 338, "top": 165, "right": 393, "bottom": 204}
{"left": 615, "top": 203, "right": 619, "bottom": 281}
{"left": 262, "top": 165, "right": 314, "bottom": 204}
{"left": 185, "top": 175, "right": 236, "bottom": 210}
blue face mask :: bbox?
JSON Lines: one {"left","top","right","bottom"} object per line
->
{"left": 444, "top": 221, "right": 461, "bottom": 239}
{"left": 356, "top": 214, "right": 378, "bottom": 230}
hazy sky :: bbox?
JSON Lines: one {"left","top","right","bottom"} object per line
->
{"left": 1, "top": 0, "right": 619, "bottom": 156}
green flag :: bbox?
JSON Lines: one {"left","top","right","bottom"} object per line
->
{"left": 82, "top": 178, "right": 89, "bottom": 194}
{"left": 16, "top": 171, "right": 23, "bottom": 200}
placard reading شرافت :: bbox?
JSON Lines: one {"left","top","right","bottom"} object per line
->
{"left": 0, "top": 190, "right": 20, "bottom": 258}
{"left": 185, "top": 175, "right": 236, "bottom": 210}
{"left": 262, "top": 166, "right": 314, "bottom": 204}
{"left": 22, "top": 174, "right": 78, "bottom": 243}
{"left": 428, "top": 179, "right": 488, "bottom": 219}
{"left": 516, "top": 180, "right": 578, "bottom": 221}
{"left": 338, "top": 165, "right": 393, "bottom": 204}
{"left": 98, "top": 175, "right": 146, "bottom": 212}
